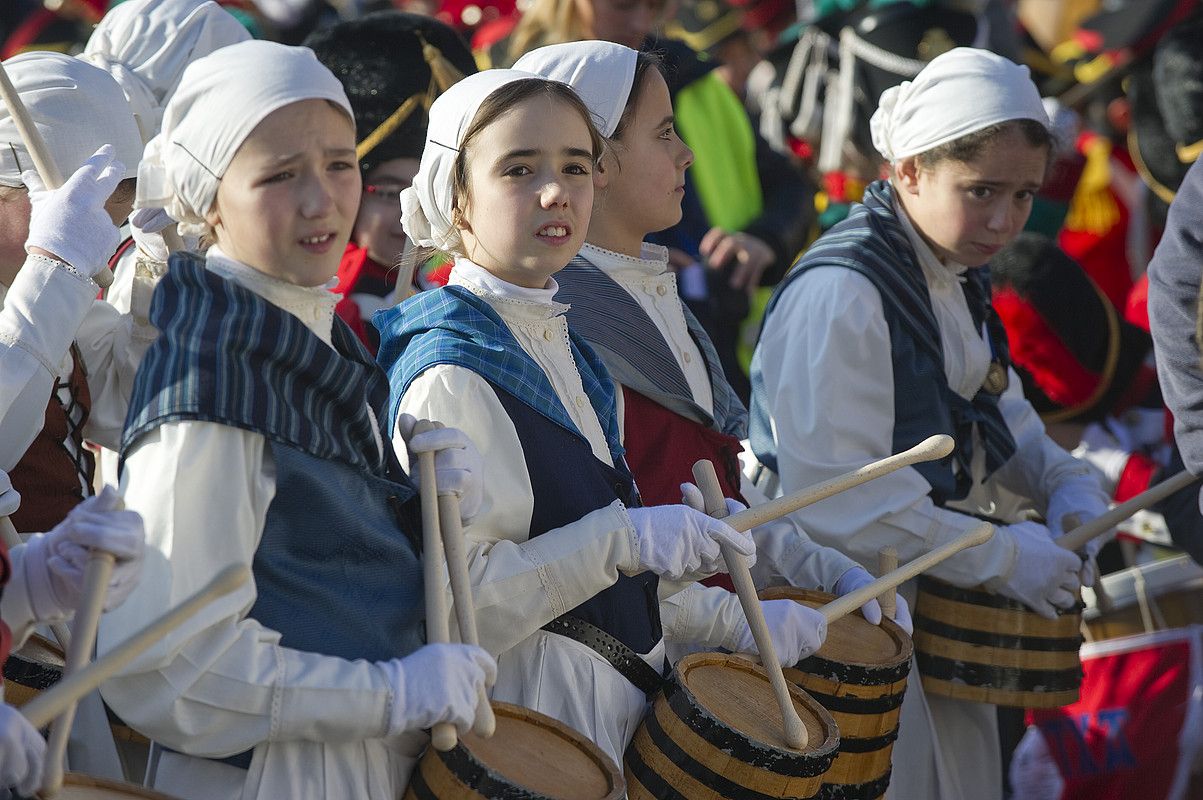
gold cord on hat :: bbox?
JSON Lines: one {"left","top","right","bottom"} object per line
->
{"left": 355, "top": 35, "right": 467, "bottom": 163}
{"left": 1040, "top": 276, "right": 1123, "bottom": 424}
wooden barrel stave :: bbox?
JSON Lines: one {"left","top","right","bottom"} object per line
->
{"left": 762, "top": 588, "right": 911, "bottom": 800}
{"left": 3, "top": 633, "right": 65, "bottom": 707}
{"left": 625, "top": 653, "right": 839, "bottom": 800}
{"left": 57, "top": 773, "right": 181, "bottom": 798}
{"left": 913, "top": 577, "right": 1082, "bottom": 709}
{"left": 404, "top": 701, "right": 624, "bottom": 800}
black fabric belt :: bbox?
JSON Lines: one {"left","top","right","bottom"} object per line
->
{"left": 542, "top": 614, "right": 665, "bottom": 696}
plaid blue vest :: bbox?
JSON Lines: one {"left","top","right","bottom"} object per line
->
{"left": 123, "top": 254, "right": 425, "bottom": 667}
{"left": 750, "top": 180, "right": 1017, "bottom": 504}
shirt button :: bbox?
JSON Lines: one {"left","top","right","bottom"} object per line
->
{"left": 543, "top": 329, "right": 553, "bottom": 341}
{"left": 656, "top": 285, "right": 667, "bottom": 296}
{"left": 575, "top": 396, "right": 586, "bottom": 407}
{"left": 683, "top": 352, "right": 692, "bottom": 363}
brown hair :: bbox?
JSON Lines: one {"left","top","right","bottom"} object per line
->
{"left": 610, "top": 51, "right": 665, "bottom": 143}
{"left": 915, "top": 118, "right": 1055, "bottom": 169}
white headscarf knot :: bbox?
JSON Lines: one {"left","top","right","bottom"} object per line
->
{"left": 869, "top": 47, "right": 1049, "bottom": 164}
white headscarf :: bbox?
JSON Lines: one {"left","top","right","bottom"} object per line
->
{"left": 401, "top": 68, "right": 537, "bottom": 254}
{"left": 869, "top": 47, "right": 1049, "bottom": 164}
{"left": 0, "top": 52, "right": 143, "bottom": 188}
{"left": 514, "top": 41, "right": 637, "bottom": 138}
{"left": 137, "top": 40, "right": 353, "bottom": 239}
{"left": 82, "top": 0, "right": 251, "bottom": 145}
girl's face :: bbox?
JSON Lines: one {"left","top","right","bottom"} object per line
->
{"left": 576, "top": 0, "right": 669, "bottom": 49}
{"left": 457, "top": 94, "right": 594, "bottom": 288}
{"left": 206, "top": 99, "right": 360, "bottom": 287}
{"left": 894, "top": 127, "right": 1049, "bottom": 268}
{"left": 353, "top": 157, "right": 419, "bottom": 266}
{"left": 594, "top": 70, "right": 692, "bottom": 247}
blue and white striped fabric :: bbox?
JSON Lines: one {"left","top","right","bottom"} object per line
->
{"left": 555, "top": 254, "right": 749, "bottom": 438}
{"left": 123, "top": 253, "right": 391, "bottom": 476}
{"left": 374, "top": 284, "right": 626, "bottom": 466}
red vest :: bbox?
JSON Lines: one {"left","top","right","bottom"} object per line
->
{"left": 622, "top": 387, "right": 745, "bottom": 591}
{"left": 9, "top": 346, "right": 93, "bottom": 533}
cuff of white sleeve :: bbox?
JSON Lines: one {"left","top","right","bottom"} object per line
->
{"left": 0, "top": 254, "right": 97, "bottom": 373}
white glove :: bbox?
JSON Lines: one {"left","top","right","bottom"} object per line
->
{"left": 24, "top": 145, "right": 124, "bottom": 278}
{"left": 396, "top": 414, "right": 484, "bottom": 526}
{"left": 0, "top": 469, "right": 20, "bottom": 517}
{"left": 1075, "top": 422, "right": 1129, "bottom": 490}
{"left": 728, "top": 598, "right": 827, "bottom": 667}
{"left": 679, "top": 482, "right": 746, "bottom": 520}
{"left": 380, "top": 643, "right": 497, "bottom": 736}
{"left": 20, "top": 486, "right": 146, "bottom": 621}
{"left": 129, "top": 206, "right": 176, "bottom": 263}
{"left": 624, "top": 505, "right": 755, "bottom": 582}
{"left": 0, "top": 702, "right": 45, "bottom": 796}
{"left": 995, "top": 521, "right": 1082, "bottom": 620}
{"left": 1046, "top": 474, "right": 1112, "bottom": 588}
{"left": 832, "top": 566, "right": 913, "bottom": 633}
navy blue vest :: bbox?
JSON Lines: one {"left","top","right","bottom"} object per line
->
{"left": 492, "top": 386, "right": 662, "bottom": 655}
{"left": 750, "top": 181, "right": 1016, "bottom": 504}
{"left": 124, "top": 256, "right": 426, "bottom": 668}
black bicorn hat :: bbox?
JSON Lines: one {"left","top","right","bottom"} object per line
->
{"left": 305, "top": 11, "right": 477, "bottom": 174}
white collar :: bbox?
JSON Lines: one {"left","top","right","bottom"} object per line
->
{"left": 580, "top": 241, "right": 671, "bottom": 278}
{"left": 205, "top": 246, "right": 340, "bottom": 342}
{"left": 892, "top": 194, "right": 969, "bottom": 288}
{"left": 448, "top": 258, "right": 569, "bottom": 321}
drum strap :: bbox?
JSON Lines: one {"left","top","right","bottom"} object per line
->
{"left": 542, "top": 615, "right": 666, "bottom": 696}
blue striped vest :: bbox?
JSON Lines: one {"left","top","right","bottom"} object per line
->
{"left": 124, "top": 254, "right": 426, "bottom": 666}
{"left": 750, "top": 180, "right": 1017, "bottom": 504}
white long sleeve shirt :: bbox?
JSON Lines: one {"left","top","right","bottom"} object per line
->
{"left": 755, "top": 200, "right": 1098, "bottom": 589}
{"left": 581, "top": 243, "right": 859, "bottom": 615}
{"left": 0, "top": 254, "right": 156, "bottom": 470}
{"left": 97, "top": 249, "right": 421, "bottom": 800}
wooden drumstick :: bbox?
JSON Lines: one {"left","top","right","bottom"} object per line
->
{"left": 724, "top": 435, "right": 955, "bottom": 532}
{"left": 414, "top": 422, "right": 457, "bottom": 752}
{"left": 1056, "top": 470, "right": 1200, "bottom": 553}
{"left": 0, "top": 61, "right": 115, "bottom": 289}
{"left": 693, "top": 460, "right": 808, "bottom": 750}
{"left": 877, "top": 548, "right": 898, "bottom": 619}
{"left": 1, "top": 515, "right": 72, "bottom": 651}
{"left": 22, "top": 564, "right": 250, "bottom": 729}
{"left": 414, "top": 420, "right": 496, "bottom": 738}
{"left": 818, "top": 523, "right": 995, "bottom": 625}
{"left": 41, "top": 549, "right": 116, "bottom": 796}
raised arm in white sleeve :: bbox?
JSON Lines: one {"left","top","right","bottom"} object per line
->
{"left": 397, "top": 364, "right": 640, "bottom": 657}
{"left": 756, "top": 267, "right": 1018, "bottom": 587}
{"left": 98, "top": 421, "right": 396, "bottom": 757}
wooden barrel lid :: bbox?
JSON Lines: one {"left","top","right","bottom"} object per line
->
{"left": 57, "top": 774, "right": 182, "bottom": 799}
{"left": 760, "top": 587, "right": 912, "bottom": 675}
{"left": 455, "top": 701, "right": 624, "bottom": 800}
{"left": 676, "top": 652, "right": 838, "bottom": 760}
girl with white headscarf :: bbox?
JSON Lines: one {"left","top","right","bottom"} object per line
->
{"left": 515, "top": 41, "right": 912, "bottom": 672}
{"left": 96, "top": 40, "right": 495, "bottom": 800}
{"left": 748, "top": 47, "right": 1111, "bottom": 800}
{"left": 374, "top": 68, "right": 754, "bottom": 768}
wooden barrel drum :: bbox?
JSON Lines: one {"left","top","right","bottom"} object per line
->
{"left": 912, "top": 576, "right": 1082, "bottom": 708}
{"left": 404, "top": 700, "right": 625, "bottom": 799}
{"left": 2, "top": 632, "right": 64, "bottom": 707}
{"left": 761, "top": 588, "right": 911, "bottom": 800}
{"left": 625, "top": 652, "right": 839, "bottom": 800}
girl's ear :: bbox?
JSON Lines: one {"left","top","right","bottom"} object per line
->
{"left": 894, "top": 156, "right": 922, "bottom": 196}
{"left": 204, "top": 201, "right": 222, "bottom": 237}
{"left": 593, "top": 150, "right": 614, "bottom": 191}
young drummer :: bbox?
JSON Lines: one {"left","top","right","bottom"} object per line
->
{"left": 374, "top": 69, "right": 756, "bottom": 766}
{"left": 307, "top": 11, "right": 479, "bottom": 351}
{"left": 750, "top": 48, "right": 1111, "bottom": 800}
{"left": 0, "top": 52, "right": 150, "bottom": 532}
{"left": 97, "top": 41, "right": 495, "bottom": 800}
{"left": 514, "top": 41, "right": 912, "bottom": 641}
{"left": 0, "top": 475, "right": 143, "bottom": 796}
